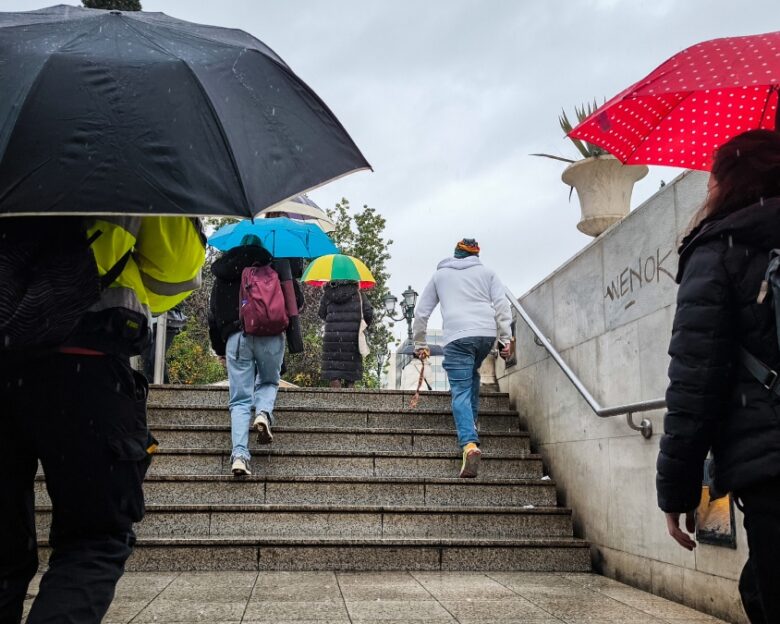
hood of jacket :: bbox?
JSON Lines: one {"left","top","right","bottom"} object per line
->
{"left": 211, "top": 245, "right": 272, "bottom": 282}
{"left": 677, "top": 197, "right": 780, "bottom": 281}
{"left": 436, "top": 256, "right": 482, "bottom": 271}
{"left": 325, "top": 281, "right": 359, "bottom": 304}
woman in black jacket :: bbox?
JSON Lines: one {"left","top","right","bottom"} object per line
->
{"left": 318, "top": 280, "right": 374, "bottom": 387}
{"left": 657, "top": 130, "right": 780, "bottom": 623}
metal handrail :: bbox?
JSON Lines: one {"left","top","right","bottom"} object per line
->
{"left": 505, "top": 287, "right": 665, "bottom": 438}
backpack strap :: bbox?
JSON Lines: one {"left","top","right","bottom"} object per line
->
{"left": 100, "top": 249, "right": 132, "bottom": 290}
{"left": 86, "top": 227, "right": 133, "bottom": 291}
{"left": 740, "top": 347, "right": 780, "bottom": 397}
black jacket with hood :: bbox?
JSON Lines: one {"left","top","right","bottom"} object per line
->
{"left": 318, "top": 281, "right": 374, "bottom": 381}
{"left": 656, "top": 199, "right": 780, "bottom": 513}
{"left": 208, "top": 245, "right": 273, "bottom": 356}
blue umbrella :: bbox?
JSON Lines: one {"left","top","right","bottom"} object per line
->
{"left": 207, "top": 217, "right": 339, "bottom": 258}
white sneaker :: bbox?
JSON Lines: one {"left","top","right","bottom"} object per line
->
{"left": 254, "top": 411, "right": 273, "bottom": 444}
{"left": 231, "top": 457, "right": 251, "bottom": 477}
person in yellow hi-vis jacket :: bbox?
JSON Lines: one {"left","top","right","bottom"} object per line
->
{"left": 0, "top": 216, "right": 205, "bottom": 624}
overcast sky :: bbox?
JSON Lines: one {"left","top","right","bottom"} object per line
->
{"left": 5, "top": 0, "right": 778, "bottom": 338}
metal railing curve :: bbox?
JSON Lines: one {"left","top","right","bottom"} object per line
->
{"left": 505, "top": 287, "right": 665, "bottom": 438}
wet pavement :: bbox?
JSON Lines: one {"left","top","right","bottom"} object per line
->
{"left": 24, "top": 571, "right": 731, "bottom": 623}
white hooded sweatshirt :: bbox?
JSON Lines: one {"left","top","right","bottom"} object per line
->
{"left": 412, "top": 256, "right": 512, "bottom": 347}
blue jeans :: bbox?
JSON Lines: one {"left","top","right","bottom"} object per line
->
{"left": 226, "top": 332, "right": 285, "bottom": 462}
{"left": 442, "top": 336, "right": 495, "bottom": 448}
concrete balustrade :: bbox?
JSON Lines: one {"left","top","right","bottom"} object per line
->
{"left": 497, "top": 170, "right": 750, "bottom": 623}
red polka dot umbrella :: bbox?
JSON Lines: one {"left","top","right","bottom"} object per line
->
{"left": 569, "top": 32, "right": 780, "bottom": 171}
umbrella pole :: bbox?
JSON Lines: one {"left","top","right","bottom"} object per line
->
{"left": 153, "top": 314, "right": 168, "bottom": 384}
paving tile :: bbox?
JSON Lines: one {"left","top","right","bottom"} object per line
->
{"left": 337, "top": 571, "right": 416, "bottom": 585}
{"left": 411, "top": 572, "right": 516, "bottom": 600}
{"left": 488, "top": 572, "right": 580, "bottom": 589}
{"left": 526, "top": 596, "right": 666, "bottom": 623}
{"left": 338, "top": 582, "right": 431, "bottom": 601}
{"left": 251, "top": 571, "right": 342, "bottom": 602}
{"left": 103, "top": 600, "right": 151, "bottom": 623}
{"left": 440, "top": 598, "right": 562, "bottom": 623}
{"left": 243, "top": 600, "right": 350, "bottom": 621}
{"left": 172, "top": 571, "right": 257, "bottom": 587}
{"left": 345, "top": 599, "right": 455, "bottom": 622}
{"left": 133, "top": 599, "right": 246, "bottom": 622}
{"left": 113, "top": 572, "right": 178, "bottom": 599}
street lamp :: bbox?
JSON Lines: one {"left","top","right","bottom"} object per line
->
{"left": 383, "top": 285, "right": 418, "bottom": 339}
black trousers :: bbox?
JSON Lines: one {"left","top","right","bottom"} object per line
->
{"left": 0, "top": 354, "right": 152, "bottom": 624}
{"left": 737, "top": 478, "right": 780, "bottom": 624}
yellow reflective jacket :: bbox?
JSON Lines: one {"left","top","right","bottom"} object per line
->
{"left": 87, "top": 216, "right": 205, "bottom": 316}
{"left": 71, "top": 216, "right": 205, "bottom": 353}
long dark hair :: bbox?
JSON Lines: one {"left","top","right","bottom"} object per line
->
{"left": 692, "top": 129, "right": 780, "bottom": 228}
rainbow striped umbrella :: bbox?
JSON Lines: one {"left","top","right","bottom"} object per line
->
{"left": 302, "top": 254, "right": 376, "bottom": 289}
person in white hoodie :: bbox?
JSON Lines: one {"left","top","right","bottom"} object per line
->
{"left": 413, "top": 238, "right": 512, "bottom": 478}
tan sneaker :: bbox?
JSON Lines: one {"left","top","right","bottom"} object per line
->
{"left": 231, "top": 457, "right": 251, "bottom": 477}
{"left": 459, "top": 443, "right": 481, "bottom": 478}
{"left": 254, "top": 411, "right": 273, "bottom": 444}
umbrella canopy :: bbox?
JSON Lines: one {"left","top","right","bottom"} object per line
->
{"left": 208, "top": 217, "right": 339, "bottom": 258}
{"left": 0, "top": 6, "right": 370, "bottom": 217}
{"left": 256, "top": 195, "right": 336, "bottom": 232}
{"left": 302, "top": 254, "right": 376, "bottom": 289}
{"left": 569, "top": 32, "right": 780, "bottom": 171}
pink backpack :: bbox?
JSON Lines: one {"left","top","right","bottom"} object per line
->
{"left": 239, "top": 265, "right": 289, "bottom": 336}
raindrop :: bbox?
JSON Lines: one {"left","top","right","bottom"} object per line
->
{"left": 728, "top": 235, "right": 734, "bottom": 248}
{"left": 760, "top": 196, "right": 765, "bottom": 206}
{"left": 741, "top": 393, "right": 747, "bottom": 407}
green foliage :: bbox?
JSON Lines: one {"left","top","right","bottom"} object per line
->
{"left": 165, "top": 217, "right": 233, "bottom": 385}
{"left": 328, "top": 198, "right": 394, "bottom": 387}
{"left": 83, "top": 0, "right": 142, "bottom": 10}
{"left": 167, "top": 321, "right": 225, "bottom": 385}
{"left": 532, "top": 99, "right": 608, "bottom": 163}
{"left": 282, "top": 284, "right": 327, "bottom": 387}
{"left": 284, "top": 198, "right": 394, "bottom": 388}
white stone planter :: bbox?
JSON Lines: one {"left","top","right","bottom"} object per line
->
{"left": 561, "top": 155, "right": 648, "bottom": 237}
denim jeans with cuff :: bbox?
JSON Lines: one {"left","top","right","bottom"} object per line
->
{"left": 226, "top": 331, "right": 285, "bottom": 462}
{"left": 442, "top": 336, "right": 495, "bottom": 449}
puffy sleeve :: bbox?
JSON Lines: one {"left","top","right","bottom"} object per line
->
{"left": 656, "top": 244, "right": 735, "bottom": 513}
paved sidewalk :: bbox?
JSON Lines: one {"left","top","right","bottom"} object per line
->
{"left": 24, "top": 571, "right": 730, "bottom": 623}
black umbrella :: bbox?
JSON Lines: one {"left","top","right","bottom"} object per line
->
{"left": 0, "top": 6, "right": 370, "bottom": 217}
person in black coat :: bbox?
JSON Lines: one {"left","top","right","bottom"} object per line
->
{"left": 656, "top": 130, "right": 780, "bottom": 623}
{"left": 318, "top": 280, "right": 373, "bottom": 387}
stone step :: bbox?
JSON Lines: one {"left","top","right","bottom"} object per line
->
{"left": 149, "top": 425, "right": 530, "bottom": 454}
{"left": 39, "top": 536, "right": 592, "bottom": 572}
{"left": 149, "top": 385, "right": 510, "bottom": 411}
{"left": 36, "top": 503, "right": 574, "bottom": 539}
{"left": 35, "top": 475, "right": 558, "bottom": 507}
{"left": 144, "top": 449, "right": 543, "bottom": 479}
{"left": 147, "top": 405, "right": 520, "bottom": 431}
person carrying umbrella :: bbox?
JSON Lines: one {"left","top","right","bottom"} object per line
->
{"left": 413, "top": 239, "right": 512, "bottom": 478}
{"left": 302, "top": 254, "right": 377, "bottom": 388}
{"left": 208, "top": 235, "right": 300, "bottom": 476}
{"left": 0, "top": 215, "right": 205, "bottom": 623}
{"left": 656, "top": 130, "right": 780, "bottom": 624}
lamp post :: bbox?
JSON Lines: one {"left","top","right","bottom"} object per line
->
{"left": 382, "top": 285, "right": 418, "bottom": 340}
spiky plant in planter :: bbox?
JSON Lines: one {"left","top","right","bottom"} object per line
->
{"left": 534, "top": 100, "right": 648, "bottom": 237}
{"left": 533, "top": 100, "right": 608, "bottom": 163}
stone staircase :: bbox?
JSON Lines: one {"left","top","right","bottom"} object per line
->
{"left": 36, "top": 386, "right": 591, "bottom": 572}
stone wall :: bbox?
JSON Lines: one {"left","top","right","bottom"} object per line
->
{"left": 496, "top": 170, "right": 748, "bottom": 624}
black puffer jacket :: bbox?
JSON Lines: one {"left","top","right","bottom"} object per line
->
{"left": 657, "top": 199, "right": 780, "bottom": 513}
{"left": 207, "top": 245, "right": 273, "bottom": 356}
{"left": 318, "top": 282, "right": 374, "bottom": 381}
